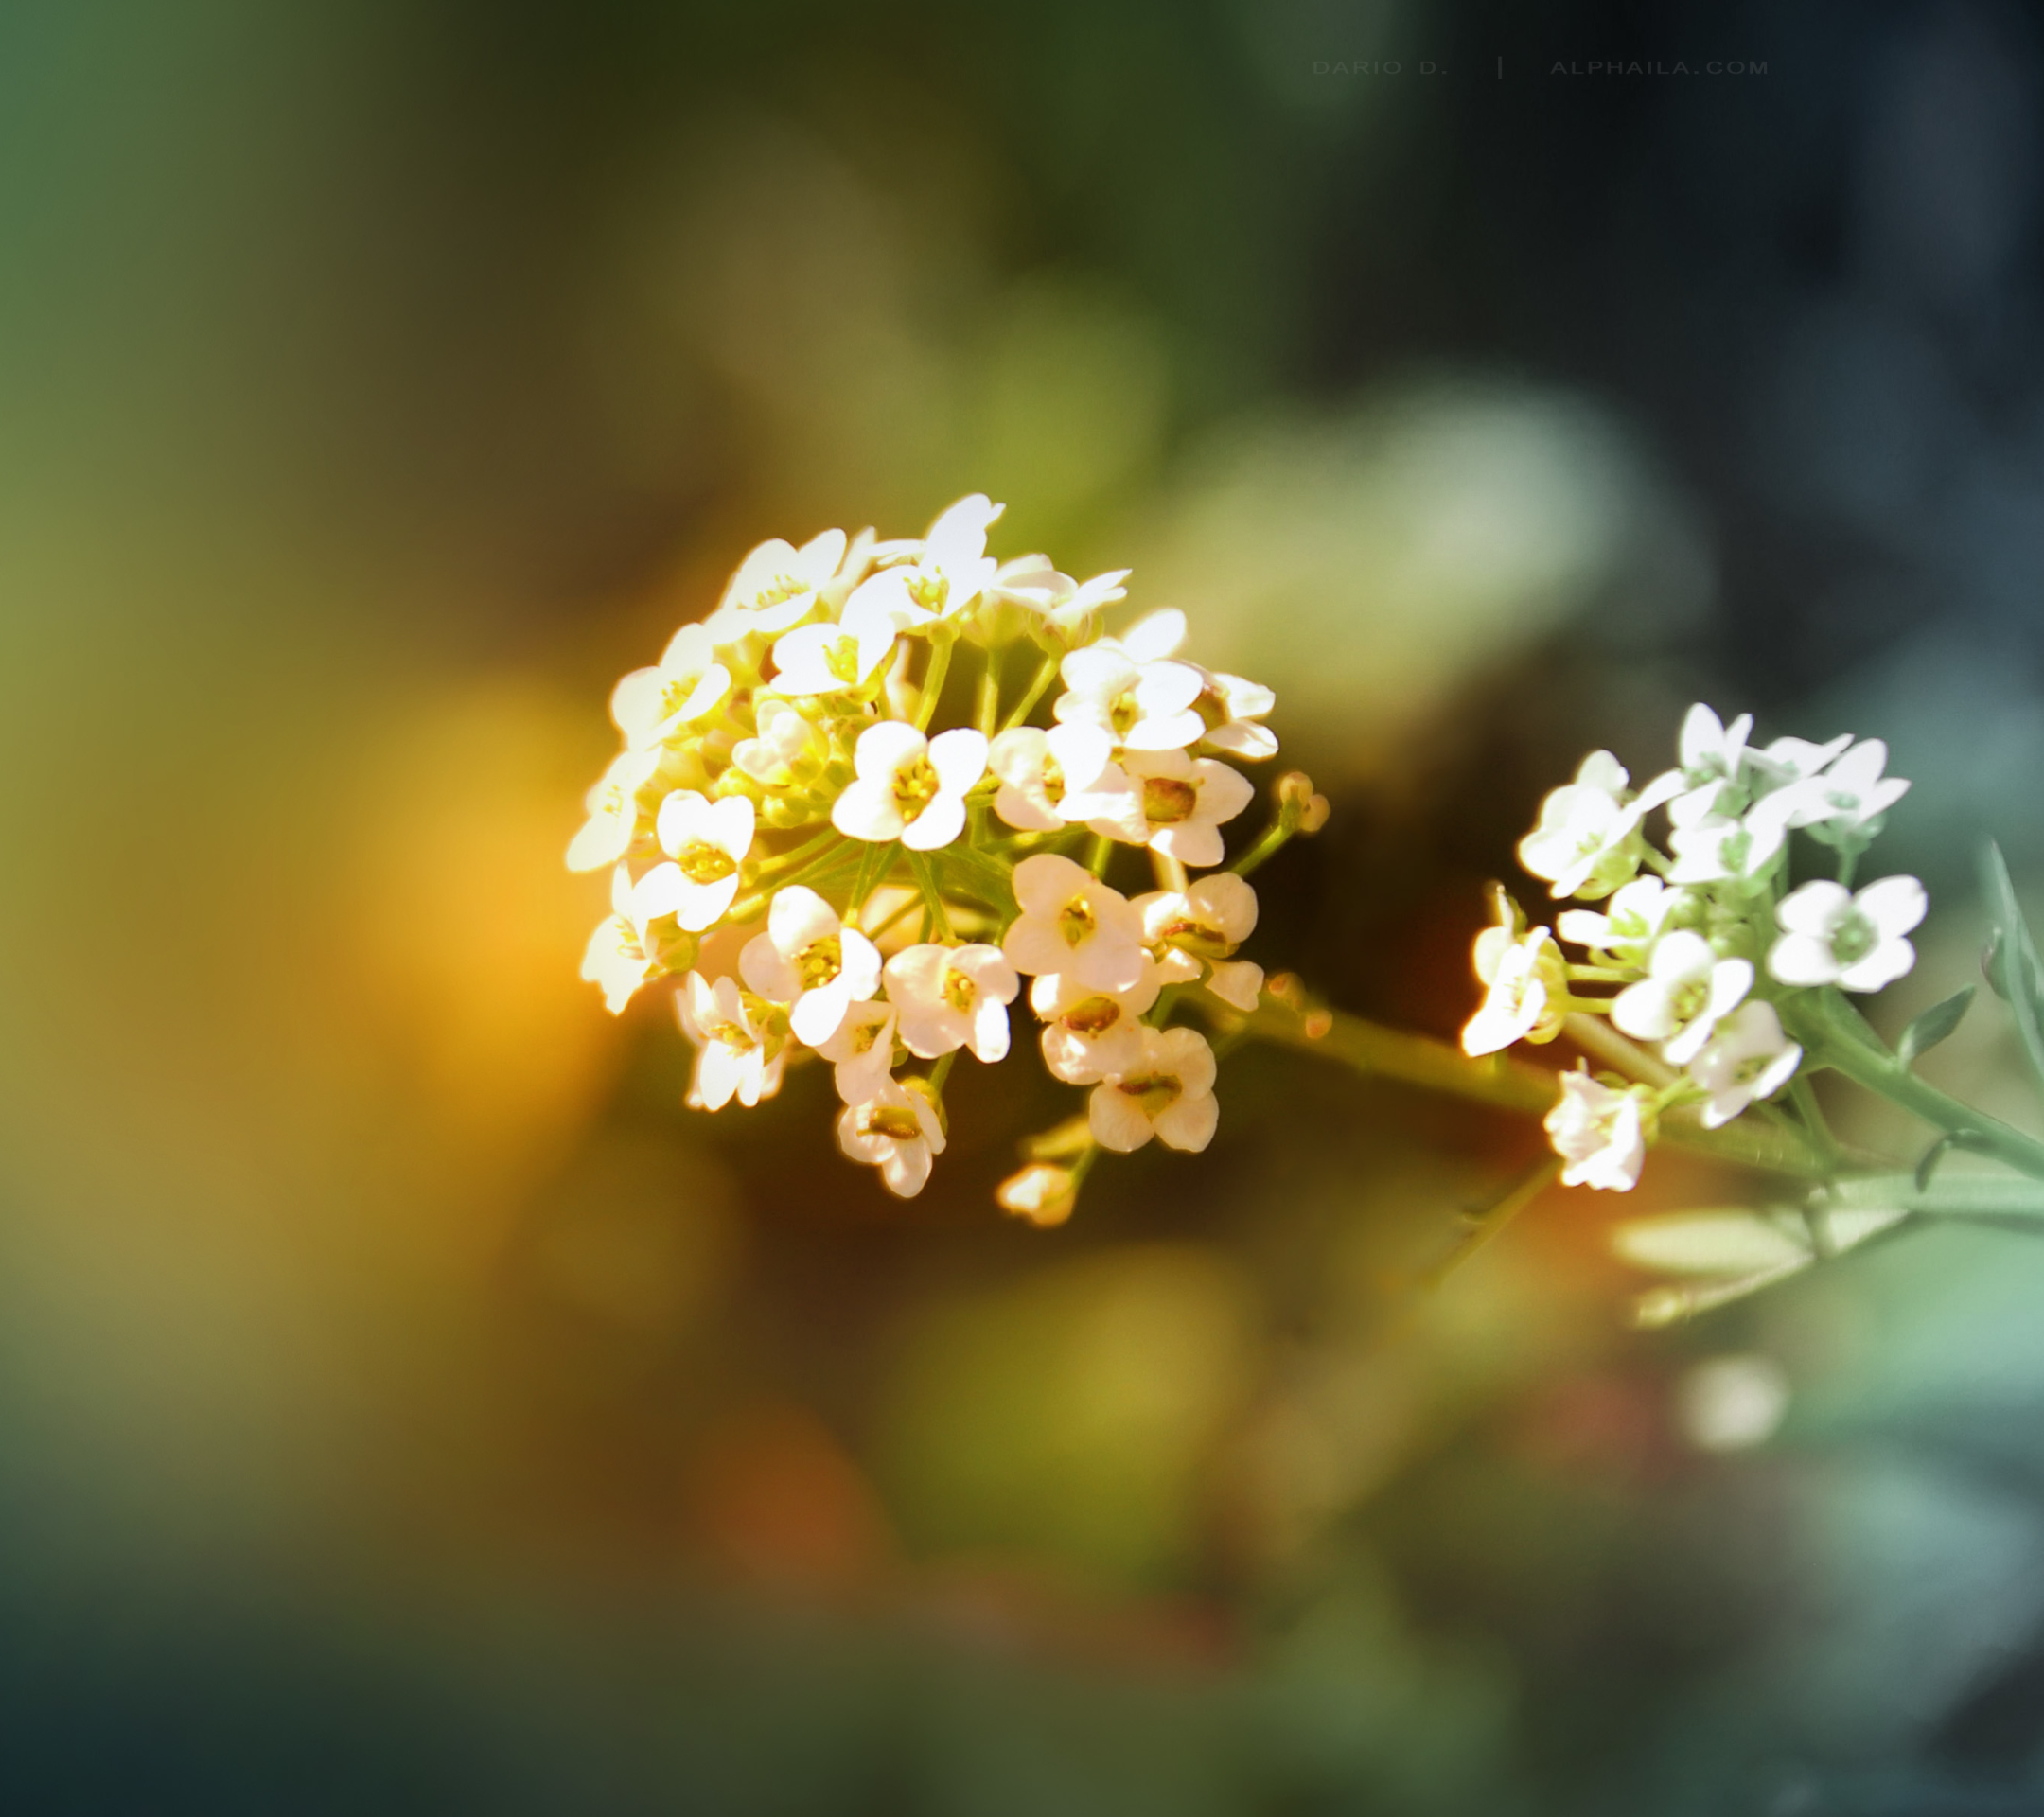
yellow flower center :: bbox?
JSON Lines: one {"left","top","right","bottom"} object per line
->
{"left": 749, "top": 574, "right": 806, "bottom": 610}
{"left": 678, "top": 840, "right": 737, "bottom": 886}
{"left": 1057, "top": 896, "right": 1097, "bottom": 947}
{"left": 891, "top": 754, "right": 941, "bottom": 820}
{"left": 709, "top": 1019, "right": 755, "bottom": 1052}
{"left": 907, "top": 573, "right": 949, "bottom": 612}
{"left": 1109, "top": 688, "right": 1142, "bottom": 738}
{"left": 1141, "top": 777, "right": 1199, "bottom": 825}
{"left": 942, "top": 969, "right": 977, "bottom": 1013}
{"left": 1040, "top": 755, "right": 1066, "bottom": 805}
{"left": 1115, "top": 1070, "right": 1182, "bottom": 1116}
{"left": 822, "top": 634, "right": 862, "bottom": 685}
{"left": 798, "top": 937, "right": 843, "bottom": 990}
{"left": 864, "top": 1105, "right": 923, "bottom": 1141}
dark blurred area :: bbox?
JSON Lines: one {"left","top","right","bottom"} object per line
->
{"left": 8, "top": 1, "right": 2044, "bottom": 1810}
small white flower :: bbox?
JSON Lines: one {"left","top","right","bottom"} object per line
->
{"left": 1768, "top": 875, "right": 1926, "bottom": 993}
{"left": 978, "top": 557, "right": 1131, "bottom": 635}
{"left": 1752, "top": 732, "right": 1853, "bottom": 788}
{"left": 1688, "top": 1000, "right": 1802, "bottom": 1129}
{"left": 884, "top": 942, "right": 1020, "bottom": 1062}
{"left": 580, "top": 863, "right": 661, "bottom": 1014}
{"left": 1088, "top": 1025, "right": 1220, "bottom": 1154}
{"left": 1001, "top": 854, "right": 1147, "bottom": 992}
{"left": 677, "top": 971, "right": 786, "bottom": 1110}
{"left": 1611, "top": 929, "right": 1752, "bottom": 1065}
{"left": 769, "top": 593, "right": 898, "bottom": 697}
{"left": 566, "top": 747, "right": 661, "bottom": 873}
{"left": 842, "top": 495, "right": 1004, "bottom": 627}
{"left": 1134, "top": 874, "right": 1260, "bottom": 997}
{"left": 914, "top": 493, "right": 1003, "bottom": 617}
{"left": 608, "top": 624, "right": 732, "bottom": 750}
{"left": 1053, "top": 637, "right": 1205, "bottom": 752}
{"left": 633, "top": 790, "right": 754, "bottom": 932}
{"left": 1544, "top": 1071, "right": 1648, "bottom": 1191}
{"left": 831, "top": 723, "right": 987, "bottom": 851}
{"left": 978, "top": 552, "right": 1066, "bottom": 613}
{"left": 1189, "top": 667, "right": 1278, "bottom": 761}
{"left": 1518, "top": 752, "right": 1677, "bottom": 899}
{"left": 1779, "top": 738, "right": 1911, "bottom": 842}
{"left": 1665, "top": 791, "right": 1796, "bottom": 886}
{"left": 1039, "top": 569, "right": 1135, "bottom": 636}
{"left": 817, "top": 1000, "right": 899, "bottom": 1104}
{"left": 1463, "top": 926, "right": 1561, "bottom": 1056}
{"left": 731, "top": 696, "right": 825, "bottom": 788}
{"left": 1679, "top": 702, "right": 1753, "bottom": 785}
{"left": 1108, "top": 750, "right": 1256, "bottom": 866}
{"left": 1556, "top": 875, "right": 1688, "bottom": 960}
{"left": 738, "top": 886, "right": 883, "bottom": 1047}
{"left": 837, "top": 1079, "right": 946, "bottom": 1197}
{"left": 1031, "top": 967, "right": 1161, "bottom": 1083}
{"left": 708, "top": 527, "right": 850, "bottom": 640}
{"left": 986, "top": 723, "right": 1117, "bottom": 832}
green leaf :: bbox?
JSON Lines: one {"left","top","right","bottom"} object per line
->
{"left": 1982, "top": 842, "right": 2044, "bottom": 1100}
{"left": 1898, "top": 985, "right": 1975, "bottom": 1070}
{"left": 1829, "top": 1170, "right": 2044, "bottom": 1219}
{"left": 1612, "top": 1210, "right": 1810, "bottom": 1278}
{"left": 1631, "top": 1264, "right": 1810, "bottom": 1328}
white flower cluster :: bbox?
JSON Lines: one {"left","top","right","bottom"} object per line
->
{"left": 1465, "top": 704, "right": 1923, "bottom": 1191}
{"left": 570, "top": 495, "right": 1322, "bottom": 1212}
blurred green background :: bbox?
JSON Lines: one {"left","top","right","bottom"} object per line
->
{"left": 8, "top": 1, "right": 2044, "bottom": 1810}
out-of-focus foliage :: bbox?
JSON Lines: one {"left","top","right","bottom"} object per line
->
{"left": 7, "top": 0, "right": 2044, "bottom": 1811}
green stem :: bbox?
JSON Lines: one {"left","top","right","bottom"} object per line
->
{"left": 997, "top": 652, "right": 1061, "bottom": 732}
{"left": 1562, "top": 1014, "right": 1678, "bottom": 1087}
{"left": 907, "top": 851, "right": 953, "bottom": 940}
{"left": 749, "top": 824, "right": 842, "bottom": 880}
{"left": 914, "top": 632, "right": 956, "bottom": 732}
{"left": 1236, "top": 999, "right": 1827, "bottom": 1178}
{"left": 844, "top": 838, "right": 898, "bottom": 926}
{"left": 1788, "top": 1074, "right": 1843, "bottom": 1172}
{"left": 976, "top": 646, "right": 1005, "bottom": 738}
{"left": 1231, "top": 803, "right": 1303, "bottom": 879}
{"left": 1420, "top": 1157, "right": 1563, "bottom": 1289}
{"left": 725, "top": 836, "right": 866, "bottom": 926}
{"left": 864, "top": 886, "right": 924, "bottom": 943}
{"left": 1793, "top": 988, "right": 2044, "bottom": 1179}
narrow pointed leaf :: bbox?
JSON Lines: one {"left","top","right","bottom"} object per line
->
{"left": 1612, "top": 1210, "right": 1810, "bottom": 1278}
{"left": 1981, "top": 842, "right": 2044, "bottom": 1099}
{"left": 1898, "top": 985, "right": 1975, "bottom": 1070}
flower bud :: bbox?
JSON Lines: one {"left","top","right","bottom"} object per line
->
{"left": 1275, "top": 770, "right": 1330, "bottom": 835}
{"left": 997, "top": 1163, "right": 1078, "bottom": 1228}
